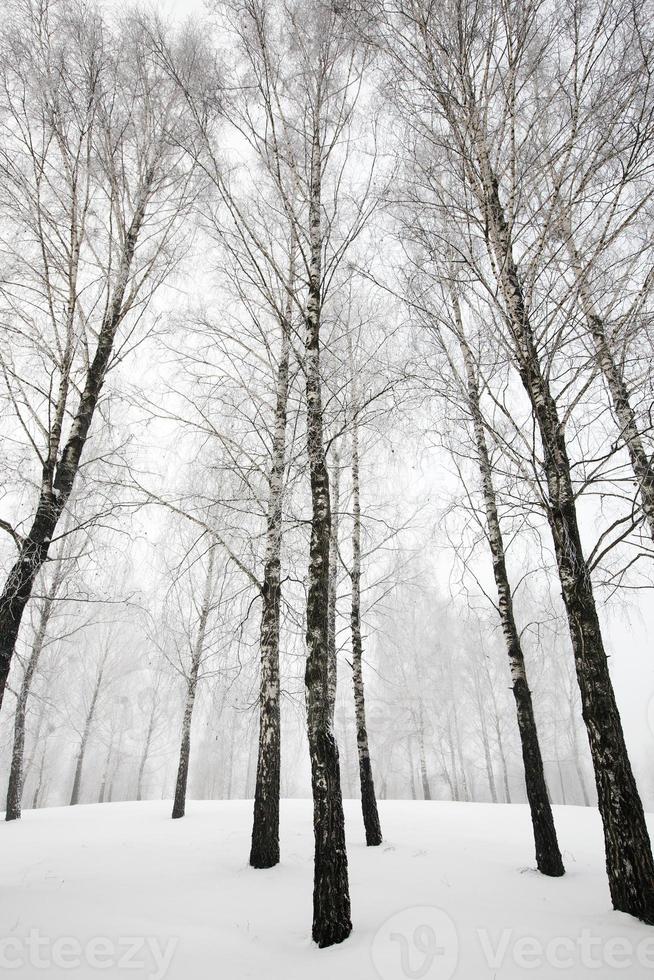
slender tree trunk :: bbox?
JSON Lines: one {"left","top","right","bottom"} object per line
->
{"left": 250, "top": 257, "right": 293, "bottom": 866}
{"left": 136, "top": 704, "right": 156, "bottom": 802}
{"left": 31, "top": 739, "right": 49, "bottom": 811}
{"left": 21, "top": 691, "right": 47, "bottom": 791}
{"left": 447, "top": 720, "right": 461, "bottom": 800}
{"left": 98, "top": 735, "right": 114, "bottom": 804}
{"left": 566, "top": 237, "right": 654, "bottom": 541}
{"left": 107, "top": 727, "right": 125, "bottom": 804}
{"left": 440, "top": 746, "right": 454, "bottom": 800}
{"left": 478, "top": 152, "right": 654, "bottom": 917}
{"left": 0, "top": 174, "right": 153, "bottom": 712}
{"left": 70, "top": 653, "right": 107, "bottom": 806}
{"left": 480, "top": 715, "right": 498, "bottom": 803}
{"left": 348, "top": 360, "right": 382, "bottom": 845}
{"left": 453, "top": 703, "right": 470, "bottom": 802}
{"left": 0, "top": 506, "right": 59, "bottom": 713}
{"left": 565, "top": 676, "right": 592, "bottom": 806}
{"left": 557, "top": 758, "right": 567, "bottom": 806}
{"left": 409, "top": 627, "right": 432, "bottom": 802}
{"left": 480, "top": 643, "right": 512, "bottom": 803}
{"left": 338, "top": 708, "right": 354, "bottom": 798}
{"left": 303, "top": 109, "right": 351, "bottom": 948}
{"left": 245, "top": 717, "right": 258, "bottom": 798}
{"left": 172, "top": 544, "right": 215, "bottom": 820}
{"left": 6, "top": 555, "right": 64, "bottom": 821}
{"left": 327, "top": 448, "right": 340, "bottom": 723}
{"left": 225, "top": 710, "right": 236, "bottom": 800}
{"left": 454, "top": 312, "right": 563, "bottom": 872}
{"left": 471, "top": 658, "right": 498, "bottom": 804}
{"left": 172, "top": 673, "right": 198, "bottom": 819}
{"left": 417, "top": 708, "right": 432, "bottom": 801}
{"left": 407, "top": 736, "right": 418, "bottom": 800}
{"left": 496, "top": 719, "right": 512, "bottom": 804}
{"left": 6, "top": 643, "right": 44, "bottom": 820}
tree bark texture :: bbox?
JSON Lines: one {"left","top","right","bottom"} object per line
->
{"left": 348, "top": 360, "right": 382, "bottom": 846}
{"left": 567, "top": 236, "right": 654, "bottom": 542}
{"left": 70, "top": 652, "right": 107, "bottom": 806}
{"left": 0, "top": 172, "right": 154, "bottom": 712}
{"left": 303, "top": 111, "right": 351, "bottom": 948}
{"left": 250, "top": 248, "right": 294, "bottom": 868}
{"left": 477, "top": 149, "right": 653, "bottom": 916}
{"left": 327, "top": 448, "right": 340, "bottom": 726}
{"left": 454, "top": 306, "right": 564, "bottom": 875}
{"left": 6, "top": 554, "right": 65, "bottom": 821}
{"left": 172, "top": 543, "right": 215, "bottom": 820}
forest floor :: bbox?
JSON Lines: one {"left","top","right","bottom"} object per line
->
{"left": 1, "top": 798, "right": 654, "bottom": 978}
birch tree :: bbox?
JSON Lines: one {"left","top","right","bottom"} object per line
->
{"left": 222, "top": 0, "right": 376, "bottom": 942}
{"left": 427, "top": 282, "right": 564, "bottom": 873}
{"left": 5, "top": 536, "right": 68, "bottom": 820}
{"left": 172, "top": 541, "right": 218, "bottom": 820}
{"left": 345, "top": 338, "right": 383, "bottom": 845}
{"left": 0, "top": 0, "right": 211, "bottom": 710}
{"left": 70, "top": 642, "right": 110, "bottom": 805}
{"left": 151, "top": 1, "right": 301, "bottom": 865}
{"left": 375, "top": 0, "right": 654, "bottom": 921}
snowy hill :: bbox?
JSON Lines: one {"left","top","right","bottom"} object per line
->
{"left": 2, "top": 799, "right": 654, "bottom": 979}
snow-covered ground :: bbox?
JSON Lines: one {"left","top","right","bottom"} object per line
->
{"left": 2, "top": 799, "right": 654, "bottom": 979}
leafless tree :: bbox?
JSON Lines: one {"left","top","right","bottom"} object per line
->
{"left": 0, "top": 0, "right": 213, "bottom": 709}
{"left": 375, "top": 0, "right": 654, "bottom": 921}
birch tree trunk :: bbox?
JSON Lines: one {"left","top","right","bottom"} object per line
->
{"left": 250, "top": 250, "right": 293, "bottom": 868}
{"left": 70, "top": 651, "right": 108, "bottom": 806}
{"left": 557, "top": 759, "right": 567, "bottom": 805}
{"left": 225, "top": 708, "right": 236, "bottom": 800}
{"left": 0, "top": 173, "right": 155, "bottom": 712}
{"left": 446, "top": 721, "right": 460, "bottom": 800}
{"left": 567, "top": 238, "right": 654, "bottom": 541}
{"left": 407, "top": 738, "right": 418, "bottom": 800}
{"left": 31, "top": 739, "right": 49, "bottom": 811}
{"left": 6, "top": 553, "right": 65, "bottom": 821}
{"left": 171, "top": 673, "right": 199, "bottom": 819}
{"left": 327, "top": 448, "right": 341, "bottom": 725}
{"left": 98, "top": 735, "right": 114, "bottom": 805}
{"left": 172, "top": 544, "right": 215, "bottom": 820}
{"left": 454, "top": 305, "right": 564, "bottom": 875}
{"left": 416, "top": 702, "right": 432, "bottom": 801}
{"left": 348, "top": 366, "right": 382, "bottom": 844}
{"left": 451, "top": 698, "right": 469, "bottom": 802}
{"left": 303, "top": 106, "right": 351, "bottom": 948}
{"left": 338, "top": 706, "right": 354, "bottom": 798}
{"left": 136, "top": 703, "right": 157, "bottom": 803}
{"left": 21, "top": 695, "right": 47, "bottom": 795}
{"left": 105, "top": 726, "right": 125, "bottom": 805}
{"left": 473, "top": 664, "right": 497, "bottom": 803}
{"left": 495, "top": 718, "right": 512, "bottom": 805}
{"left": 478, "top": 153, "right": 653, "bottom": 916}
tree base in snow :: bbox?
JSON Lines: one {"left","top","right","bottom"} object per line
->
{"left": 249, "top": 839, "right": 280, "bottom": 870}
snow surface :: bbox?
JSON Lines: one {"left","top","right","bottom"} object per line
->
{"left": 2, "top": 799, "right": 654, "bottom": 978}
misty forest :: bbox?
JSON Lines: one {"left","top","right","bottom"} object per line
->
{"left": 2, "top": 0, "right": 654, "bottom": 977}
